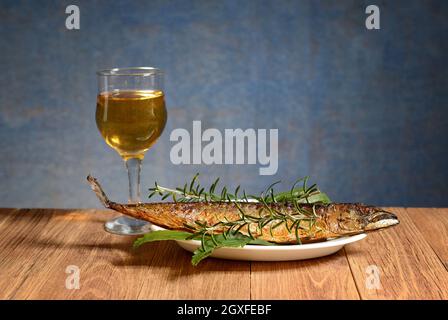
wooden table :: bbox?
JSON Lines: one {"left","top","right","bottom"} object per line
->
{"left": 0, "top": 208, "right": 447, "bottom": 300}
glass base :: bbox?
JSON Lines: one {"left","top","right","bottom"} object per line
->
{"left": 104, "top": 216, "right": 152, "bottom": 235}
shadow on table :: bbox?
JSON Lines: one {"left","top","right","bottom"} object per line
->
{"left": 3, "top": 208, "right": 109, "bottom": 224}
{"left": 112, "top": 241, "right": 351, "bottom": 279}
{"left": 9, "top": 229, "right": 356, "bottom": 280}
{"left": 113, "top": 241, "right": 252, "bottom": 277}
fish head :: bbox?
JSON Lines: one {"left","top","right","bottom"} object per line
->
{"left": 363, "top": 207, "right": 400, "bottom": 231}
{"left": 329, "top": 204, "right": 399, "bottom": 234}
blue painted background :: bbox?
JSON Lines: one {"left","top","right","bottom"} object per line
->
{"left": 0, "top": 0, "right": 447, "bottom": 208}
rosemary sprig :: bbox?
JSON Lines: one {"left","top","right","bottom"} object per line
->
{"left": 148, "top": 173, "right": 330, "bottom": 245}
{"left": 149, "top": 173, "right": 330, "bottom": 204}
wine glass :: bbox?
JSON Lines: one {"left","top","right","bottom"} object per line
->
{"left": 96, "top": 67, "right": 167, "bottom": 235}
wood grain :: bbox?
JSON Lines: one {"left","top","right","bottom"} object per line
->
{"left": 0, "top": 209, "right": 56, "bottom": 299}
{"left": 0, "top": 209, "right": 249, "bottom": 299}
{"left": 407, "top": 208, "right": 448, "bottom": 270}
{"left": 8, "top": 209, "right": 154, "bottom": 299}
{"left": 250, "top": 250, "right": 360, "bottom": 299}
{"left": 0, "top": 208, "right": 19, "bottom": 227}
{"left": 0, "top": 208, "right": 447, "bottom": 299}
{"left": 134, "top": 241, "right": 250, "bottom": 299}
{"left": 344, "top": 208, "right": 448, "bottom": 300}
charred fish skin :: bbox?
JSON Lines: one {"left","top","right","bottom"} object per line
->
{"left": 87, "top": 175, "right": 399, "bottom": 244}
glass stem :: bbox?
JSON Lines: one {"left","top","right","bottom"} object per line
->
{"left": 125, "top": 157, "right": 142, "bottom": 204}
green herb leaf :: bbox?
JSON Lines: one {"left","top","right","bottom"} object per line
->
{"left": 133, "top": 230, "right": 194, "bottom": 248}
{"left": 298, "top": 192, "right": 331, "bottom": 204}
{"left": 191, "top": 232, "right": 252, "bottom": 266}
{"left": 248, "top": 238, "right": 277, "bottom": 246}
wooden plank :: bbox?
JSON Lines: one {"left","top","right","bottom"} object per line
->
{"left": 407, "top": 208, "right": 448, "bottom": 270}
{"left": 136, "top": 241, "right": 250, "bottom": 299}
{"left": 0, "top": 209, "right": 250, "bottom": 299}
{"left": 0, "top": 208, "right": 18, "bottom": 215}
{"left": 250, "top": 250, "right": 360, "bottom": 299}
{"left": 0, "top": 209, "right": 56, "bottom": 299}
{"left": 0, "top": 208, "right": 18, "bottom": 213}
{"left": 345, "top": 208, "right": 448, "bottom": 300}
{"left": 0, "top": 208, "right": 19, "bottom": 226}
{"left": 1, "top": 207, "right": 447, "bottom": 300}
{"left": 8, "top": 209, "right": 157, "bottom": 299}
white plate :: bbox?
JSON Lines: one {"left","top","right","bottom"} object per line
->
{"left": 151, "top": 225, "right": 367, "bottom": 262}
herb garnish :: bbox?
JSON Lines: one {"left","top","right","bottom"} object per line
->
{"left": 134, "top": 174, "right": 331, "bottom": 265}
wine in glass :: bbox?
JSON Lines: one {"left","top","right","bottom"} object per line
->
{"left": 96, "top": 67, "right": 167, "bottom": 235}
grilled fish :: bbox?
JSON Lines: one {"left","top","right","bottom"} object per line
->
{"left": 87, "top": 175, "right": 399, "bottom": 244}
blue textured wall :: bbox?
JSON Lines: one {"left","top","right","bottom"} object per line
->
{"left": 0, "top": 0, "right": 447, "bottom": 208}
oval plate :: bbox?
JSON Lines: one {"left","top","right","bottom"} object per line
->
{"left": 152, "top": 226, "right": 366, "bottom": 262}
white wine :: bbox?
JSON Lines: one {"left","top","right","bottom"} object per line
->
{"left": 96, "top": 90, "right": 167, "bottom": 160}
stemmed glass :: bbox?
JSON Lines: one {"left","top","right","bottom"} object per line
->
{"left": 96, "top": 67, "right": 167, "bottom": 235}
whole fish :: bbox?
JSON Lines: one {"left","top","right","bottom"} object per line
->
{"left": 87, "top": 175, "right": 399, "bottom": 244}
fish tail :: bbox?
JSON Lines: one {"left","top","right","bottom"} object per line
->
{"left": 87, "top": 174, "right": 111, "bottom": 208}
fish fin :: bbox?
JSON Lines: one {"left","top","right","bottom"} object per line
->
{"left": 87, "top": 174, "right": 111, "bottom": 208}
